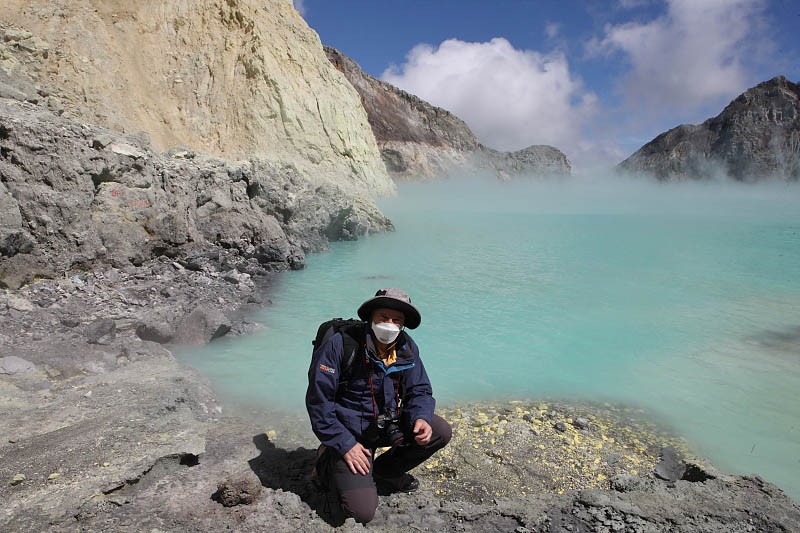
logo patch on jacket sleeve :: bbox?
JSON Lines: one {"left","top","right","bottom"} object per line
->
{"left": 319, "top": 364, "right": 336, "bottom": 375}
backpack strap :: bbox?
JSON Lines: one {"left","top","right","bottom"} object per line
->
{"left": 339, "top": 323, "right": 365, "bottom": 382}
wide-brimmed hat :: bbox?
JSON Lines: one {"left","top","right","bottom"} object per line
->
{"left": 357, "top": 287, "right": 421, "bottom": 329}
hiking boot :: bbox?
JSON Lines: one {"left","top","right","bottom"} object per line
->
{"left": 375, "top": 473, "right": 419, "bottom": 495}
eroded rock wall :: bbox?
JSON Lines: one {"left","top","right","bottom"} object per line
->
{"left": 619, "top": 76, "right": 800, "bottom": 180}
{"left": 0, "top": 0, "right": 395, "bottom": 196}
{"left": 325, "top": 46, "right": 571, "bottom": 180}
{"left": 0, "top": 98, "right": 393, "bottom": 289}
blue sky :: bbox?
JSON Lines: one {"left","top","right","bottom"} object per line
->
{"left": 294, "top": 0, "right": 800, "bottom": 169}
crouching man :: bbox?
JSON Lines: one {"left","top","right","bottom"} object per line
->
{"left": 306, "top": 288, "right": 452, "bottom": 524}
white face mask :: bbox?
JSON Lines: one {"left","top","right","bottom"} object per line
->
{"left": 371, "top": 321, "right": 401, "bottom": 345}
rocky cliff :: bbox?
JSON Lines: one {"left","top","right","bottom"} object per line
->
{"left": 325, "top": 46, "right": 571, "bottom": 180}
{"left": 0, "top": 0, "right": 395, "bottom": 196}
{"left": 619, "top": 76, "right": 800, "bottom": 180}
{"left": 0, "top": 97, "right": 393, "bottom": 289}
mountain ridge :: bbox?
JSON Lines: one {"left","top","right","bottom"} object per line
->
{"left": 619, "top": 76, "right": 800, "bottom": 181}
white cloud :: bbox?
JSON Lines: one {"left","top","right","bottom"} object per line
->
{"left": 293, "top": 0, "right": 307, "bottom": 17}
{"left": 381, "top": 37, "right": 597, "bottom": 158}
{"left": 545, "top": 22, "right": 561, "bottom": 39}
{"left": 589, "top": 0, "right": 767, "bottom": 112}
{"left": 617, "top": 0, "right": 655, "bottom": 8}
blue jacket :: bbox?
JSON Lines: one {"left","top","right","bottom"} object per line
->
{"left": 306, "top": 328, "right": 435, "bottom": 457}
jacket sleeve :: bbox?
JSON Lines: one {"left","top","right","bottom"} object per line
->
{"left": 305, "top": 333, "right": 358, "bottom": 457}
{"left": 401, "top": 338, "right": 435, "bottom": 425}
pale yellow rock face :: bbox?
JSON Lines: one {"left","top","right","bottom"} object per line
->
{"left": 0, "top": 0, "right": 395, "bottom": 195}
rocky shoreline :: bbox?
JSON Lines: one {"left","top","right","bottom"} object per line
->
{"left": 3, "top": 259, "right": 800, "bottom": 531}
{"left": 1, "top": 2, "right": 800, "bottom": 530}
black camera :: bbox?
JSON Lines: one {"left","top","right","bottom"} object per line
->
{"left": 366, "top": 407, "right": 405, "bottom": 447}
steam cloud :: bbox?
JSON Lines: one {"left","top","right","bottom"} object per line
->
{"left": 381, "top": 38, "right": 597, "bottom": 156}
{"left": 587, "top": 0, "right": 769, "bottom": 115}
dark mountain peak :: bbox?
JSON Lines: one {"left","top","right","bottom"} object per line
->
{"left": 619, "top": 76, "right": 800, "bottom": 181}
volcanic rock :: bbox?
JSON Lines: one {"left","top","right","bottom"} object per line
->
{"left": 0, "top": 98, "right": 394, "bottom": 274}
{"left": 135, "top": 317, "right": 175, "bottom": 345}
{"left": 619, "top": 76, "right": 800, "bottom": 180}
{"left": 0, "top": 356, "right": 35, "bottom": 374}
{"left": 0, "top": 1, "right": 395, "bottom": 196}
{"left": 214, "top": 473, "right": 262, "bottom": 507}
{"left": 84, "top": 318, "right": 116, "bottom": 345}
{"left": 174, "top": 308, "right": 231, "bottom": 345}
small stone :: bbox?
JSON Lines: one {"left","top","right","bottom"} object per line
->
{"left": 7, "top": 296, "right": 34, "bottom": 312}
{"left": 222, "top": 269, "right": 250, "bottom": 285}
{"left": 84, "top": 391, "right": 92, "bottom": 398}
{"left": 160, "top": 286, "right": 179, "bottom": 298}
{"left": 48, "top": 472, "right": 59, "bottom": 480}
{"left": 91, "top": 134, "right": 114, "bottom": 149}
{"left": 214, "top": 473, "right": 262, "bottom": 507}
{"left": 0, "top": 356, "right": 36, "bottom": 375}
{"left": 4, "top": 29, "right": 33, "bottom": 42}
{"left": 85, "top": 318, "right": 116, "bottom": 345}
{"left": 58, "top": 280, "right": 76, "bottom": 293}
{"left": 530, "top": 428, "right": 540, "bottom": 436}
{"left": 10, "top": 474, "right": 25, "bottom": 485}
{"left": 655, "top": 446, "right": 686, "bottom": 482}
{"left": 522, "top": 414, "right": 533, "bottom": 423}
{"left": 108, "top": 142, "right": 146, "bottom": 159}
{"left": 574, "top": 417, "right": 589, "bottom": 429}
{"left": 60, "top": 316, "right": 80, "bottom": 328}
{"left": 554, "top": 422, "right": 568, "bottom": 433}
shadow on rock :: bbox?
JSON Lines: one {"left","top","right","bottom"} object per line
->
{"left": 247, "top": 433, "right": 343, "bottom": 526}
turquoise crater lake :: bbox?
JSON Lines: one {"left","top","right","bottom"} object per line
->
{"left": 179, "top": 176, "right": 800, "bottom": 500}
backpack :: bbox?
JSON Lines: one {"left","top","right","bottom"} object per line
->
{"left": 312, "top": 318, "right": 366, "bottom": 382}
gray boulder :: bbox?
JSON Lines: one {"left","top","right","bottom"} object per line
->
{"left": 173, "top": 308, "right": 231, "bottom": 345}
{"left": 6, "top": 295, "right": 33, "bottom": 312}
{"left": 0, "top": 355, "right": 36, "bottom": 374}
{"left": 135, "top": 318, "right": 175, "bottom": 345}
{"left": 655, "top": 446, "right": 686, "bottom": 482}
{"left": 0, "top": 253, "right": 54, "bottom": 289}
{"left": 85, "top": 318, "right": 116, "bottom": 345}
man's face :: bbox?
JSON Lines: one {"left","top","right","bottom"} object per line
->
{"left": 372, "top": 308, "right": 405, "bottom": 329}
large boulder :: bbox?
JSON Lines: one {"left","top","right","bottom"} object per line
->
{"left": 173, "top": 308, "right": 231, "bottom": 345}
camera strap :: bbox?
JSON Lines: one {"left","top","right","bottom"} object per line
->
{"left": 366, "top": 358, "right": 402, "bottom": 422}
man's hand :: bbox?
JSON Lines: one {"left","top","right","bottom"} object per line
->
{"left": 413, "top": 419, "right": 432, "bottom": 445}
{"left": 343, "top": 442, "right": 372, "bottom": 475}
